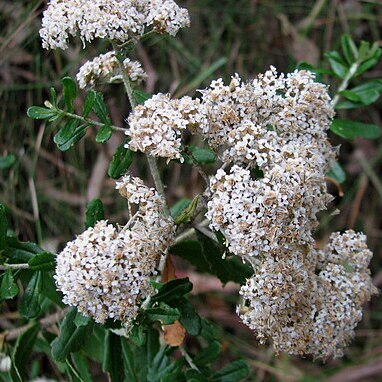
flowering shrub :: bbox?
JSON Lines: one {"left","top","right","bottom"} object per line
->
{"left": 1, "top": 0, "right": 382, "bottom": 381}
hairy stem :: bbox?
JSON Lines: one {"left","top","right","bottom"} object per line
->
{"left": 57, "top": 109, "right": 126, "bottom": 132}
{"left": 0, "top": 263, "right": 30, "bottom": 271}
{"left": 331, "top": 62, "right": 359, "bottom": 107}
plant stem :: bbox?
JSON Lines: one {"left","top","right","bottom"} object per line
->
{"left": 111, "top": 40, "right": 168, "bottom": 211}
{"left": 58, "top": 110, "right": 126, "bottom": 132}
{"left": 179, "top": 346, "right": 200, "bottom": 371}
{"left": 0, "top": 263, "right": 30, "bottom": 270}
{"left": 331, "top": 62, "right": 359, "bottom": 107}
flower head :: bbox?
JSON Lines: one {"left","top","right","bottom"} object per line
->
{"left": 40, "top": 0, "right": 190, "bottom": 50}
{"left": 56, "top": 176, "right": 175, "bottom": 325}
{"left": 76, "top": 51, "right": 147, "bottom": 89}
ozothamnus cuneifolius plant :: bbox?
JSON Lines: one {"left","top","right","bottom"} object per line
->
{"left": 1, "top": 0, "right": 382, "bottom": 380}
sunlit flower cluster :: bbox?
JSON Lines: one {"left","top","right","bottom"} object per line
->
{"left": 40, "top": 0, "right": 190, "bottom": 50}
{"left": 127, "top": 93, "right": 203, "bottom": 162}
{"left": 238, "top": 231, "right": 377, "bottom": 358}
{"left": 76, "top": 51, "right": 147, "bottom": 89}
{"left": 55, "top": 176, "right": 174, "bottom": 325}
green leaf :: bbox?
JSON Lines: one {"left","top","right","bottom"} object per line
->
{"left": 62, "top": 76, "right": 77, "bottom": 112}
{"left": 10, "top": 323, "right": 40, "bottom": 381}
{"left": 147, "top": 346, "right": 182, "bottom": 382}
{"left": 200, "top": 319, "right": 217, "bottom": 342}
{"left": 151, "top": 278, "right": 193, "bottom": 304}
{"left": 50, "top": 87, "right": 58, "bottom": 107}
{"left": 28, "top": 252, "right": 55, "bottom": 271}
{"left": 212, "top": 360, "right": 249, "bottom": 382}
{"left": 82, "top": 90, "right": 96, "bottom": 117}
{"left": 172, "top": 237, "right": 253, "bottom": 285}
{"left": 51, "top": 308, "right": 94, "bottom": 362}
{"left": 194, "top": 341, "right": 221, "bottom": 367}
{"left": 107, "top": 141, "right": 134, "bottom": 179}
{"left": 341, "top": 34, "right": 358, "bottom": 64}
{"left": 174, "top": 195, "right": 200, "bottom": 225}
{"left": 0, "top": 203, "right": 7, "bottom": 250}
{"left": 85, "top": 199, "right": 104, "bottom": 228}
{"left": 54, "top": 120, "right": 89, "bottom": 151}
{"left": 95, "top": 124, "right": 112, "bottom": 143}
{"left": 19, "top": 271, "right": 42, "bottom": 318}
{"left": 341, "top": 80, "right": 382, "bottom": 106}
{"left": 0, "top": 270, "right": 19, "bottom": 301}
{"left": 327, "top": 161, "right": 346, "bottom": 184}
{"left": 184, "top": 146, "right": 216, "bottom": 165}
{"left": 170, "top": 198, "right": 191, "bottom": 219}
{"left": 146, "top": 303, "right": 180, "bottom": 325}
{"left": 4, "top": 236, "right": 44, "bottom": 263}
{"left": 177, "top": 298, "right": 202, "bottom": 336}
{"left": 92, "top": 92, "right": 110, "bottom": 124}
{"left": 325, "top": 51, "right": 348, "bottom": 78}
{"left": 331, "top": 118, "right": 381, "bottom": 139}
{"left": 102, "top": 331, "right": 125, "bottom": 382}
{"left": 41, "top": 271, "right": 63, "bottom": 306}
{"left": 66, "top": 359, "right": 87, "bottom": 382}
{"left": 0, "top": 154, "right": 16, "bottom": 170}
{"left": 27, "top": 106, "right": 57, "bottom": 120}
{"left": 133, "top": 90, "right": 152, "bottom": 105}
{"left": 129, "top": 324, "right": 147, "bottom": 347}
{"left": 122, "top": 339, "right": 139, "bottom": 382}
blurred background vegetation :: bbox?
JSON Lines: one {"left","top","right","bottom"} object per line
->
{"left": 1, "top": 0, "right": 382, "bottom": 380}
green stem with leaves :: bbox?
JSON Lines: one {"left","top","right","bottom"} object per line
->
{"left": 56, "top": 108, "right": 126, "bottom": 132}
{"left": 332, "top": 62, "right": 359, "bottom": 107}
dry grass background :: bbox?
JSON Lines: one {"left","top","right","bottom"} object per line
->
{"left": 1, "top": 0, "right": 382, "bottom": 380}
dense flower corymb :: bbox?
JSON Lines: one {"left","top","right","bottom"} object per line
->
{"left": 127, "top": 93, "right": 203, "bottom": 162}
{"left": 237, "top": 231, "right": 377, "bottom": 358}
{"left": 40, "top": 0, "right": 190, "bottom": 50}
{"left": 76, "top": 51, "right": 147, "bottom": 89}
{"left": 55, "top": 176, "right": 175, "bottom": 325}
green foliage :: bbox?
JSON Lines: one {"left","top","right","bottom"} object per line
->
{"left": 19, "top": 271, "right": 42, "bottom": 318}
{"left": 183, "top": 146, "right": 216, "bottom": 165}
{"left": 28, "top": 79, "right": 114, "bottom": 152}
{"left": 51, "top": 308, "right": 94, "bottom": 362}
{"left": 62, "top": 77, "right": 77, "bottom": 113}
{"left": 103, "top": 332, "right": 126, "bottom": 382}
{"left": 10, "top": 323, "right": 40, "bottom": 382}
{"left": 133, "top": 90, "right": 152, "bottom": 105}
{"left": 0, "top": 270, "right": 19, "bottom": 301}
{"left": 171, "top": 236, "right": 253, "bottom": 285}
{"left": 174, "top": 195, "right": 200, "bottom": 225}
{"left": 53, "top": 120, "right": 89, "bottom": 151}
{"left": 108, "top": 141, "right": 134, "bottom": 179}
{"left": 331, "top": 119, "right": 381, "bottom": 140}
{"left": 85, "top": 199, "right": 105, "bottom": 228}
{"left": 151, "top": 278, "right": 193, "bottom": 304}
{"left": 170, "top": 198, "right": 192, "bottom": 219}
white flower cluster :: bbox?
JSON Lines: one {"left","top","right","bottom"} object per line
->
{"left": 40, "top": 0, "right": 190, "bottom": 50}
{"left": 76, "top": 51, "right": 147, "bottom": 89}
{"left": 198, "top": 68, "right": 335, "bottom": 168}
{"left": 204, "top": 70, "right": 335, "bottom": 262}
{"left": 238, "top": 231, "right": 377, "bottom": 358}
{"left": 127, "top": 93, "right": 203, "bottom": 162}
{"left": 55, "top": 176, "right": 174, "bottom": 325}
